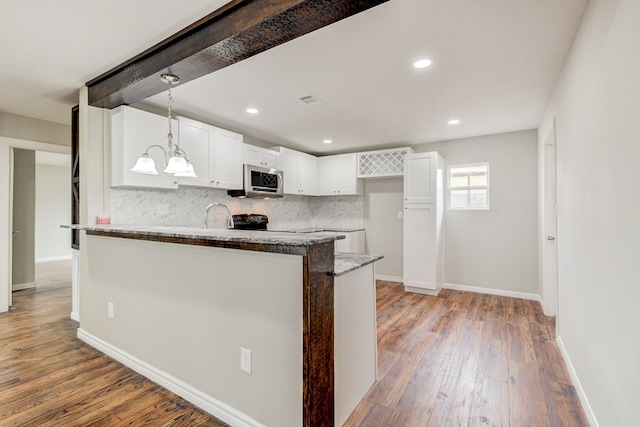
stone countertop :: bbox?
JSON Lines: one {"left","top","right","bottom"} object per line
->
{"left": 64, "top": 225, "right": 382, "bottom": 275}
{"left": 334, "top": 252, "right": 384, "bottom": 277}
{"left": 63, "top": 224, "right": 341, "bottom": 247}
{"left": 268, "top": 227, "right": 365, "bottom": 234}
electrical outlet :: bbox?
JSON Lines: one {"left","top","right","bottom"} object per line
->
{"left": 240, "top": 347, "right": 252, "bottom": 374}
{"left": 397, "top": 211, "right": 403, "bottom": 220}
{"left": 107, "top": 302, "right": 114, "bottom": 319}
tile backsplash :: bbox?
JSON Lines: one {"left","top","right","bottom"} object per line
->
{"left": 110, "top": 187, "right": 363, "bottom": 230}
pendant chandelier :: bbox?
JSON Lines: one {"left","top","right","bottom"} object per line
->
{"left": 131, "top": 74, "right": 197, "bottom": 177}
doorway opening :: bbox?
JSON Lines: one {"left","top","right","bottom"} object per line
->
{"left": 11, "top": 148, "right": 72, "bottom": 293}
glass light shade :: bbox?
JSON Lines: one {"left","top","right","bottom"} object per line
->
{"left": 163, "top": 155, "right": 190, "bottom": 174}
{"left": 131, "top": 156, "right": 159, "bottom": 175}
{"left": 172, "top": 162, "right": 198, "bottom": 178}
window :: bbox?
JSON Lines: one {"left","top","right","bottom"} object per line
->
{"left": 448, "top": 163, "right": 489, "bottom": 210}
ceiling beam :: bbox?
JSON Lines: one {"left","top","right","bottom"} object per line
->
{"left": 87, "top": 0, "right": 388, "bottom": 109}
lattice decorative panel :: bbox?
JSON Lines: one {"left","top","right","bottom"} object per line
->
{"left": 357, "top": 147, "right": 414, "bottom": 178}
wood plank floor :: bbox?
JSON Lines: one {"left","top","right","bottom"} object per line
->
{"left": 344, "top": 281, "right": 589, "bottom": 427}
{"left": 1, "top": 262, "right": 588, "bottom": 426}
{"left": 0, "top": 260, "right": 228, "bottom": 427}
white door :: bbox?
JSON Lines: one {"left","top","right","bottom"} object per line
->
{"left": 543, "top": 121, "right": 558, "bottom": 316}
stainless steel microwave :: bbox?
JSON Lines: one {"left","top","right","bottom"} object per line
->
{"left": 228, "top": 164, "right": 284, "bottom": 198}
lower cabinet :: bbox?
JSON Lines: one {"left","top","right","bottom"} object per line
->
{"left": 334, "top": 230, "right": 366, "bottom": 253}
{"left": 403, "top": 204, "right": 444, "bottom": 294}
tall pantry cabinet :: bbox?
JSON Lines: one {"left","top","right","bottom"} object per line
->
{"left": 403, "top": 152, "right": 445, "bottom": 295}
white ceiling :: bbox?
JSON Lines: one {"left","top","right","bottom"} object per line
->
{"left": 2, "top": 0, "right": 587, "bottom": 154}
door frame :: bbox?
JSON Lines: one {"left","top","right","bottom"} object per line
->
{"left": 0, "top": 137, "right": 70, "bottom": 313}
{"left": 541, "top": 119, "right": 559, "bottom": 317}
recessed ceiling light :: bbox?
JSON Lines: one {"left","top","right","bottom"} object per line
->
{"left": 413, "top": 59, "right": 432, "bottom": 69}
{"left": 448, "top": 119, "right": 461, "bottom": 125}
{"left": 323, "top": 139, "right": 333, "bottom": 144}
{"left": 246, "top": 108, "right": 259, "bottom": 114}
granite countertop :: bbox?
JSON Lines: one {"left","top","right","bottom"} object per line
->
{"left": 268, "top": 227, "right": 365, "bottom": 234}
{"left": 63, "top": 224, "right": 341, "bottom": 247}
{"left": 65, "top": 225, "right": 382, "bottom": 275}
{"left": 334, "top": 252, "right": 384, "bottom": 277}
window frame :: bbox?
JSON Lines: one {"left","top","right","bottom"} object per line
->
{"left": 447, "top": 162, "right": 490, "bottom": 210}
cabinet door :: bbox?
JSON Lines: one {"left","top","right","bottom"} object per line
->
{"left": 337, "top": 153, "right": 360, "bottom": 195}
{"left": 212, "top": 128, "right": 243, "bottom": 189}
{"left": 318, "top": 156, "right": 339, "bottom": 195}
{"left": 177, "top": 117, "right": 213, "bottom": 187}
{"left": 403, "top": 204, "right": 436, "bottom": 290}
{"left": 261, "top": 150, "right": 279, "bottom": 169}
{"left": 404, "top": 152, "right": 437, "bottom": 204}
{"left": 112, "top": 106, "right": 178, "bottom": 189}
{"left": 279, "top": 148, "right": 300, "bottom": 194}
{"left": 244, "top": 144, "right": 279, "bottom": 168}
{"left": 299, "top": 153, "right": 317, "bottom": 195}
{"left": 243, "top": 144, "right": 262, "bottom": 167}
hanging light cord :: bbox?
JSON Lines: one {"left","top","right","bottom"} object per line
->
{"left": 167, "top": 82, "right": 174, "bottom": 154}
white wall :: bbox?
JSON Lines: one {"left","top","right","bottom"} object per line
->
{"left": 35, "top": 163, "right": 71, "bottom": 261}
{"left": 419, "top": 130, "right": 539, "bottom": 294}
{"left": 538, "top": 0, "right": 640, "bottom": 425}
{"left": 362, "top": 178, "right": 403, "bottom": 280}
{"left": 363, "top": 130, "right": 539, "bottom": 294}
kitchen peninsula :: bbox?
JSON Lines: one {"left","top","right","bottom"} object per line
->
{"left": 69, "top": 224, "right": 381, "bottom": 427}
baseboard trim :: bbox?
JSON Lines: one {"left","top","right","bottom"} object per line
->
{"left": 69, "top": 311, "right": 79, "bottom": 322}
{"left": 12, "top": 282, "right": 36, "bottom": 291}
{"left": 77, "top": 329, "right": 266, "bottom": 427}
{"left": 375, "top": 275, "right": 403, "bottom": 283}
{"left": 556, "top": 335, "right": 599, "bottom": 427}
{"left": 36, "top": 255, "right": 73, "bottom": 263}
{"left": 443, "top": 282, "right": 542, "bottom": 302}
{"left": 404, "top": 285, "right": 440, "bottom": 296}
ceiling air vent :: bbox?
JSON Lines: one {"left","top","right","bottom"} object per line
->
{"left": 299, "top": 94, "right": 323, "bottom": 105}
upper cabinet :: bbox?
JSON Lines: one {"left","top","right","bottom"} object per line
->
{"left": 277, "top": 147, "right": 317, "bottom": 195}
{"left": 404, "top": 152, "right": 443, "bottom": 204}
{"left": 244, "top": 144, "right": 279, "bottom": 169}
{"left": 177, "top": 117, "right": 243, "bottom": 189}
{"left": 111, "top": 106, "right": 179, "bottom": 189}
{"left": 317, "top": 153, "right": 362, "bottom": 196}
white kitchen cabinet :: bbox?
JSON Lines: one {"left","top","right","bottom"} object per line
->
{"left": 244, "top": 144, "right": 279, "bottom": 168}
{"left": 318, "top": 153, "right": 362, "bottom": 196}
{"left": 177, "top": 117, "right": 243, "bottom": 189}
{"left": 334, "top": 230, "right": 366, "bottom": 253}
{"left": 111, "top": 106, "right": 179, "bottom": 189}
{"left": 404, "top": 151, "right": 438, "bottom": 204}
{"left": 277, "top": 147, "right": 317, "bottom": 195}
{"left": 403, "top": 204, "right": 443, "bottom": 293}
{"left": 403, "top": 151, "right": 445, "bottom": 295}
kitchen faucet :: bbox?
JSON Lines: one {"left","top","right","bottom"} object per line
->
{"left": 204, "top": 203, "right": 234, "bottom": 229}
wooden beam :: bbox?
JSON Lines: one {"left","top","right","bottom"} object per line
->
{"left": 87, "top": 0, "right": 388, "bottom": 109}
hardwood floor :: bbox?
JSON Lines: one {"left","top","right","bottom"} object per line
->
{"left": 0, "top": 260, "right": 228, "bottom": 427}
{"left": 2, "top": 263, "right": 588, "bottom": 426}
{"left": 344, "top": 281, "right": 589, "bottom": 427}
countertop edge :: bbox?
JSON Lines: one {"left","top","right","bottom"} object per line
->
{"left": 333, "top": 252, "right": 384, "bottom": 277}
